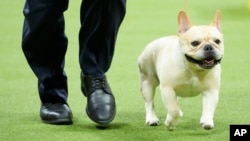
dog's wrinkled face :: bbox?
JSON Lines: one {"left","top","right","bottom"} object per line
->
{"left": 178, "top": 11, "right": 224, "bottom": 69}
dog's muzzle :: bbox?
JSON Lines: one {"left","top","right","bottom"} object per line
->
{"left": 185, "top": 54, "right": 222, "bottom": 69}
{"left": 185, "top": 44, "right": 222, "bottom": 69}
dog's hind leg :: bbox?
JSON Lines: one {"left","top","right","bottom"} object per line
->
{"left": 177, "top": 97, "right": 183, "bottom": 117}
{"left": 139, "top": 71, "right": 159, "bottom": 126}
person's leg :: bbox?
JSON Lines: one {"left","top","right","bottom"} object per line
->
{"left": 22, "top": 0, "right": 72, "bottom": 124}
{"left": 79, "top": 0, "right": 126, "bottom": 75}
{"left": 79, "top": 0, "right": 126, "bottom": 125}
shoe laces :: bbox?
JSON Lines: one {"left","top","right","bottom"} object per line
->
{"left": 92, "top": 76, "right": 106, "bottom": 89}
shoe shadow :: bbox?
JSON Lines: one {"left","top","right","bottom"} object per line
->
{"left": 68, "top": 117, "right": 130, "bottom": 132}
{"left": 79, "top": 122, "right": 129, "bottom": 131}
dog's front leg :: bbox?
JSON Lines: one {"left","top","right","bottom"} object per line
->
{"left": 200, "top": 90, "right": 219, "bottom": 130}
{"left": 160, "top": 85, "right": 181, "bottom": 130}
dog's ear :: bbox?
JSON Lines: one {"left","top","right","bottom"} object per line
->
{"left": 178, "top": 10, "right": 192, "bottom": 34}
{"left": 211, "top": 10, "right": 222, "bottom": 32}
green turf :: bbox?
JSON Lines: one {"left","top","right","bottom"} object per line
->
{"left": 1, "top": 0, "right": 250, "bottom": 141}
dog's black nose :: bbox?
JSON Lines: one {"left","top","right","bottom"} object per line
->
{"left": 204, "top": 44, "right": 213, "bottom": 52}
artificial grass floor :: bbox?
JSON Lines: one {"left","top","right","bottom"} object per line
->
{"left": 1, "top": 0, "right": 250, "bottom": 141}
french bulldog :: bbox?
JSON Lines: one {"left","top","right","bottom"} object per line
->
{"left": 137, "top": 10, "right": 224, "bottom": 130}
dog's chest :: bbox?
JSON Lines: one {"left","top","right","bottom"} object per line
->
{"left": 174, "top": 76, "right": 204, "bottom": 97}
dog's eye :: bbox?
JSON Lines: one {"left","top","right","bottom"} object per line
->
{"left": 191, "top": 41, "right": 200, "bottom": 47}
{"left": 214, "top": 39, "right": 221, "bottom": 44}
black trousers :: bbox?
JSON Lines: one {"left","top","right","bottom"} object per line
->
{"left": 22, "top": 0, "right": 126, "bottom": 104}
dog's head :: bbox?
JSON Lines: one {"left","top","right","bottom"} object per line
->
{"left": 178, "top": 10, "right": 224, "bottom": 69}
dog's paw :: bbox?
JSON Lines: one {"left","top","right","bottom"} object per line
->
{"left": 200, "top": 118, "right": 214, "bottom": 130}
{"left": 200, "top": 122, "right": 214, "bottom": 130}
{"left": 165, "top": 114, "right": 180, "bottom": 131}
{"left": 146, "top": 116, "right": 160, "bottom": 126}
{"left": 202, "top": 124, "right": 214, "bottom": 130}
{"left": 165, "top": 122, "right": 175, "bottom": 131}
{"left": 179, "top": 110, "right": 183, "bottom": 117}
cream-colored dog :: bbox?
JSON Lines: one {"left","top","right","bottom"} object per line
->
{"left": 137, "top": 10, "right": 224, "bottom": 130}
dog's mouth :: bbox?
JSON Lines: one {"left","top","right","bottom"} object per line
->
{"left": 185, "top": 54, "right": 221, "bottom": 69}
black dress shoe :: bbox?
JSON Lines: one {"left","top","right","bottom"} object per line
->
{"left": 81, "top": 73, "right": 116, "bottom": 125}
{"left": 40, "top": 103, "right": 73, "bottom": 125}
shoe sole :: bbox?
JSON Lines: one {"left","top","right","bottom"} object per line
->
{"left": 86, "top": 108, "right": 116, "bottom": 126}
{"left": 42, "top": 118, "right": 73, "bottom": 125}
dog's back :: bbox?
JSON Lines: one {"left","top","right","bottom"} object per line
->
{"left": 138, "top": 36, "right": 180, "bottom": 74}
